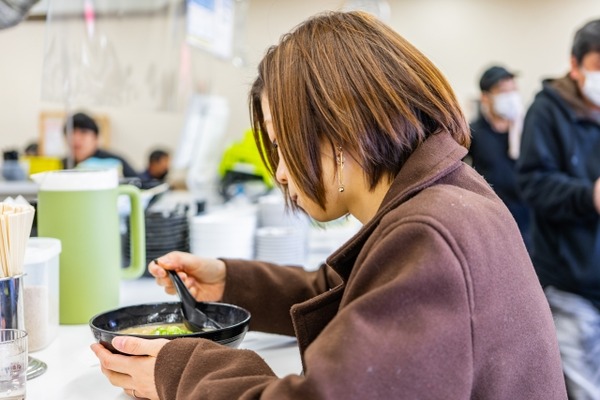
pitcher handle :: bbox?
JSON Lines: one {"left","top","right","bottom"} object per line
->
{"left": 118, "top": 185, "right": 146, "bottom": 279}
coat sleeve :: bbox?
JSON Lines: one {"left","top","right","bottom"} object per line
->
{"left": 516, "top": 97, "right": 596, "bottom": 222}
{"left": 154, "top": 220, "right": 474, "bottom": 400}
{"left": 220, "top": 259, "right": 342, "bottom": 336}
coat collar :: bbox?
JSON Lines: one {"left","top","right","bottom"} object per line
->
{"left": 325, "top": 131, "right": 468, "bottom": 280}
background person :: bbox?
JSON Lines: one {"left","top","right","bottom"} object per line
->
{"left": 91, "top": 11, "right": 566, "bottom": 400}
{"left": 23, "top": 141, "right": 38, "bottom": 156}
{"left": 63, "top": 111, "right": 138, "bottom": 178}
{"left": 139, "top": 149, "right": 170, "bottom": 184}
{"left": 516, "top": 19, "right": 600, "bottom": 400}
{"left": 468, "top": 65, "right": 530, "bottom": 249}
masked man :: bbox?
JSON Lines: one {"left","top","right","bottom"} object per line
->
{"left": 469, "top": 65, "right": 530, "bottom": 249}
{"left": 517, "top": 19, "right": 600, "bottom": 400}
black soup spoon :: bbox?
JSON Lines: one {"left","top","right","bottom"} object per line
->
{"left": 163, "top": 267, "right": 223, "bottom": 331}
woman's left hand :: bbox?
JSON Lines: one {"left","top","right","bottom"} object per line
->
{"left": 91, "top": 336, "right": 169, "bottom": 399}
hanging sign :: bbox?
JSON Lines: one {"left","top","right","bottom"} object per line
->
{"left": 186, "top": 0, "right": 234, "bottom": 59}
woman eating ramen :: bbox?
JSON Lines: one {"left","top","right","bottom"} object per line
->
{"left": 91, "top": 11, "right": 567, "bottom": 399}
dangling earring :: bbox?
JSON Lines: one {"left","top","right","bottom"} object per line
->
{"left": 336, "top": 146, "right": 345, "bottom": 193}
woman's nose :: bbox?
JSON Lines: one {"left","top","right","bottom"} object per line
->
{"left": 275, "top": 161, "right": 288, "bottom": 185}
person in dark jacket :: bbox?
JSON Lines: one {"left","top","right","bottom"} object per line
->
{"left": 516, "top": 19, "right": 600, "bottom": 399}
{"left": 139, "top": 149, "right": 170, "bottom": 185}
{"left": 62, "top": 112, "right": 138, "bottom": 178}
{"left": 469, "top": 65, "right": 530, "bottom": 249}
{"left": 92, "top": 11, "right": 566, "bottom": 400}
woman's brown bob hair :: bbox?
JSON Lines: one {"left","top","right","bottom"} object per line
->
{"left": 250, "top": 11, "right": 470, "bottom": 210}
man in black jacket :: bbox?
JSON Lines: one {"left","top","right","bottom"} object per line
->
{"left": 517, "top": 19, "right": 600, "bottom": 399}
{"left": 469, "top": 65, "right": 530, "bottom": 249}
{"left": 62, "top": 112, "right": 138, "bottom": 178}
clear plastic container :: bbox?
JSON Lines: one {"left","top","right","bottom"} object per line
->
{"left": 23, "top": 238, "right": 61, "bottom": 352}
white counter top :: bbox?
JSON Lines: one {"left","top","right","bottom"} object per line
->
{"left": 26, "top": 278, "right": 301, "bottom": 400}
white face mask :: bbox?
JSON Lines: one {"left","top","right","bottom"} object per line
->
{"left": 492, "top": 91, "right": 523, "bottom": 121}
{"left": 582, "top": 70, "right": 600, "bottom": 107}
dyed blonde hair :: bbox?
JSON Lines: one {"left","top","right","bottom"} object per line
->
{"left": 250, "top": 11, "right": 469, "bottom": 209}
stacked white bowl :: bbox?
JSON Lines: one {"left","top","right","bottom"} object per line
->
{"left": 255, "top": 193, "right": 310, "bottom": 266}
{"left": 255, "top": 226, "right": 307, "bottom": 265}
{"left": 189, "top": 204, "right": 257, "bottom": 259}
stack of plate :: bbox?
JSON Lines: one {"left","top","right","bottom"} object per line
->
{"left": 255, "top": 192, "right": 310, "bottom": 266}
{"left": 189, "top": 206, "right": 257, "bottom": 259}
{"left": 123, "top": 210, "right": 190, "bottom": 277}
{"left": 255, "top": 226, "right": 307, "bottom": 265}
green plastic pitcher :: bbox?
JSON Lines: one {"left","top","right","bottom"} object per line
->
{"left": 34, "top": 169, "right": 146, "bottom": 324}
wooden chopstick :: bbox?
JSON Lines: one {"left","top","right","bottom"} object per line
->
{"left": 0, "top": 202, "right": 35, "bottom": 277}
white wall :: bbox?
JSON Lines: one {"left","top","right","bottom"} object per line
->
{"left": 0, "top": 0, "right": 599, "bottom": 172}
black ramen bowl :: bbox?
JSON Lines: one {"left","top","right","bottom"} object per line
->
{"left": 89, "top": 301, "right": 251, "bottom": 354}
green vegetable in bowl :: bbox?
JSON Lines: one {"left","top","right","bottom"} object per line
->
{"left": 119, "top": 322, "right": 195, "bottom": 335}
{"left": 150, "top": 325, "right": 192, "bottom": 335}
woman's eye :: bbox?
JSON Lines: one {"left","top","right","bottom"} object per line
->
{"left": 272, "top": 141, "right": 278, "bottom": 149}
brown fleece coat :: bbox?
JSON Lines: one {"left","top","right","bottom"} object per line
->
{"left": 155, "top": 132, "right": 567, "bottom": 399}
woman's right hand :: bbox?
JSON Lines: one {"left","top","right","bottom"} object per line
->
{"left": 148, "top": 251, "right": 226, "bottom": 302}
